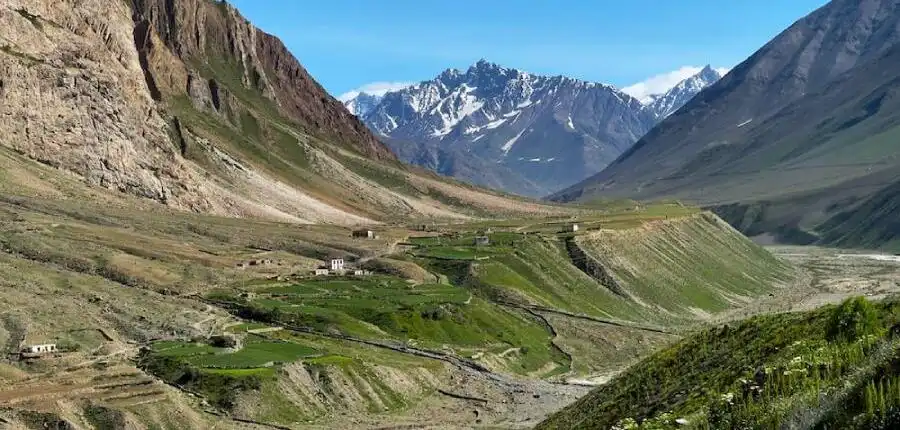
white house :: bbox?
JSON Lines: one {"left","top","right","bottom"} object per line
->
{"left": 314, "top": 268, "right": 330, "bottom": 276}
{"left": 23, "top": 344, "right": 57, "bottom": 354}
{"left": 352, "top": 229, "right": 375, "bottom": 239}
{"left": 330, "top": 258, "right": 345, "bottom": 272}
{"left": 570, "top": 223, "right": 579, "bottom": 232}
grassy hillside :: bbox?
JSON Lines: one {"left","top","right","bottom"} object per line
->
{"left": 538, "top": 297, "right": 900, "bottom": 430}
{"left": 409, "top": 211, "right": 794, "bottom": 327}
{"left": 574, "top": 212, "right": 795, "bottom": 316}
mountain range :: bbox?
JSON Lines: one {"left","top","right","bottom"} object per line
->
{"left": 552, "top": 0, "right": 900, "bottom": 250}
{"left": 344, "top": 62, "right": 723, "bottom": 196}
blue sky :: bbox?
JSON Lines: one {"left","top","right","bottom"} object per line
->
{"left": 230, "top": 0, "right": 828, "bottom": 100}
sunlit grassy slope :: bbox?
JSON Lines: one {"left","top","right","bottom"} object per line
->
{"left": 538, "top": 297, "right": 900, "bottom": 430}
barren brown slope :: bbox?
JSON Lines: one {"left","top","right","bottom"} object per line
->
{"left": 0, "top": 0, "right": 575, "bottom": 225}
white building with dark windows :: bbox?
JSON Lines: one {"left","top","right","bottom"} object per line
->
{"left": 21, "top": 344, "right": 58, "bottom": 356}
{"left": 330, "top": 258, "right": 345, "bottom": 273}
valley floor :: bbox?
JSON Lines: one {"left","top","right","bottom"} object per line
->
{"left": 317, "top": 246, "right": 900, "bottom": 428}
{"left": 712, "top": 246, "right": 900, "bottom": 324}
{"left": 0, "top": 193, "right": 895, "bottom": 429}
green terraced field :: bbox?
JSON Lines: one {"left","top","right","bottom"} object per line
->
{"left": 148, "top": 335, "right": 319, "bottom": 369}
{"left": 410, "top": 212, "right": 792, "bottom": 326}
{"left": 469, "top": 237, "right": 651, "bottom": 322}
{"left": 213, "top": 276, "right": 569, "bottom": 375}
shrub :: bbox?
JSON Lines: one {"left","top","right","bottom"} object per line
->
{"left": 209, "top": 335, "right": 237, "bottom": 348}
{"left": 828, "top": 297, "right": 883, "bottom": 342}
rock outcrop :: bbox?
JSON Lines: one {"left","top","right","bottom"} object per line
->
{"left": 130, "top": 0, "right": 393, "bottom": 161}
{"left": 0, "top": 0, "right": 215, "bottom": 211}
{"left": 0, "top": 0, "right": 401, "bottom": 224}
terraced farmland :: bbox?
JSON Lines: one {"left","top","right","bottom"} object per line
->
{"left": 208, "top": 276, "right": 570, "bottom": 376}
{"left": 411, "top": 212, "right": 794, "bottom": 326}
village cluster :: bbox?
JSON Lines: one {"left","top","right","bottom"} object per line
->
{"left": 313, "top": 229, "right": 377, "bottom": 276}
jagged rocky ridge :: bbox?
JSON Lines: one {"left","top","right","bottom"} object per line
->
{"left": 347, "top": 61, "right": 722, "bottom": 196}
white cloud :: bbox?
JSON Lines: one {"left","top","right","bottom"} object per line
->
{"left": 621, "top": 66, "right": 704, "bottom": 103}
{"left": 337, "top": 81, "right": 415, "bottom": 102}
{"left": 622, "top": 66, "right": 730, "bottom": 104}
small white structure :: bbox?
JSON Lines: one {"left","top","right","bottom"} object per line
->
{"left": 352, "top": 229, "right": 375, "bottom": 239}
{"left": 330, "top": 258, "right": 345, "bottom": 272}
{"left": 569, "top": 223, "right": 579, "bottom": 233}
{"left": 314, "top": 268, "right": 330, "bottom": 276}
{"left": 23, "top": 344, "right": 57, "bottom": 354}
{"left": 353, "top": 269, "right": 371, "bottom": 276}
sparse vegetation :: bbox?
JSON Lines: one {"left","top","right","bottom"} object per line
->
{"left": 538, "top": 297, "right": 900, "bottom": 430}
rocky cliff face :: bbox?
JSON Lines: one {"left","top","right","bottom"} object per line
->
{"left": 0, "top": 0, "right": 423, "bottom": 224}
{"left": 0, "top": 0, "right": 215, "bottom": 211}
{"left": 130, "top": 0, "right": 393, "bottom": 160}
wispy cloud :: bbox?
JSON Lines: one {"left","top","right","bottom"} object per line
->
{"left": 621, "top": 65, "right": 731, "bottom": 103}
{"left": 621, "top": 66, "right": 706, "bottom": 102}
{"left": 337, "top": 81, "right": 415, "bottom": 101}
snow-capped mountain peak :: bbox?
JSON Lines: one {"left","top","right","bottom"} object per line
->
{"left": 343, "top": 92, "right": 384, "bottom": 117}
{"left": 645, "top": 65, "right": 724, "bottom": 118}
{"left": 347, "top": 59, "right": 657, "bottom": 197}
{"left": 341, "top": 60, "right": 723, "bottom": 196}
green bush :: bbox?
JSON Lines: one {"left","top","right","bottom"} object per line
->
{"left": 828, "top": 297, "right": 883, "bottom": 342}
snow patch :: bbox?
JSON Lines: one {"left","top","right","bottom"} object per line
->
{"left": 517, "top": 100, "right": 533, "bottom": 108}
{"left": 529, "top": 158, "right": 542, "bottom": 162}
{"left": 431, "top": 84, "right": 485, "bottom": 137}
{"left": 385, "top": 115, "right": 398, "bottom": 132}
{"left": 502, "top": 129, "right": 527, "bottom": 155}
{"left": 464, "top": 118, "right": 508, "bottom": 135}
{"left": 503, "top": 110, "right": 521, "bottom": 118}
{"left": 566, "top": 115, "right": 574, "bottom": 129}
{"left": 472, "top": 135, "right": 485, "bottom": 142}
{"left": 737, "top": 119, "right": 753, "bottom": 128}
